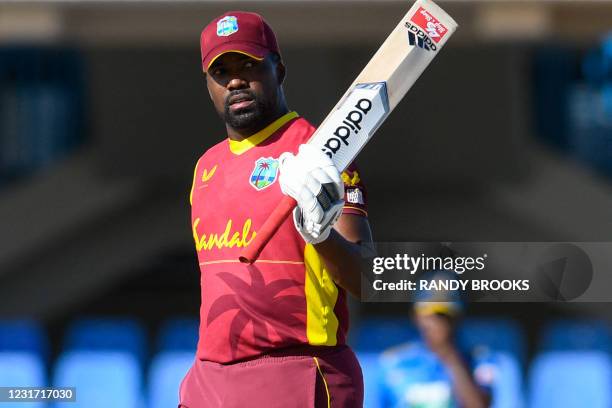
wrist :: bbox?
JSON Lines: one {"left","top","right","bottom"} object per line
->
{"left": 307, "top": 225, "right": 332, "bottom": 245}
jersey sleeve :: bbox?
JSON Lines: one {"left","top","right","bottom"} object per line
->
{"left": 341, "top": 162, "right": 368, "bottom": 217}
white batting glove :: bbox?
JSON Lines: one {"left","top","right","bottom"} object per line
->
{"left": 279, "top": 144, "right": 344, "bottom": 244}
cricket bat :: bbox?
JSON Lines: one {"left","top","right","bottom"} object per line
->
{"left": 239, "top": 0, "right": 458, "bottom": 264}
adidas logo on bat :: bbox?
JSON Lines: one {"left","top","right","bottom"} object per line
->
{"left": 321, "top": 98, "right": 373, "bottom": 158}
{"left": 405, "top": 22, "right": 438, "bottom": 52}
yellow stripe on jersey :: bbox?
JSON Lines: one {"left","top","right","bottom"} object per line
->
{"left": 304, "top": 243, "right": 339, "bottom": 346}
{"left": 189, "top": 159, "right": 200, "bottom": 206}
{"left": 313, "top": 357, "right": 331, "bottom": 408}
{"left": 228, "top": 111, "right": 299, "bottom": 155}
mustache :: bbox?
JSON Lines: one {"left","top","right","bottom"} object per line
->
{"left": 225, "top": 90, "right": 256, "bottom": 109}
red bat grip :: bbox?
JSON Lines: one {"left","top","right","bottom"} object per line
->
{"left": 238, "top": 195, "right": 298, "bottom": 264}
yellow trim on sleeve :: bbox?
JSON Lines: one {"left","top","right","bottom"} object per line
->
{"left": 228, "top": 111, "right": 299, "bottom": 155}
{"left": 206, "top": 50, "right": 264, "bottom": 71}
{"left": 189, "top": 159, "right": 200, "bottom": 206}
{"left": 313, "top": 357, "right": 331, "bottom": 408}
{"left": 342, "top": 206, "right": 368, "bottom": 216}
{"left": 304, "top": 244, "right": 339, "bottom": 347}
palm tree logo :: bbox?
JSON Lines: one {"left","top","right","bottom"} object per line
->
{"left": 249, "top": 157, "right": 279, "bottom": 191}
{"left": 207, "top": 268, "right": 305, "bottom": 359}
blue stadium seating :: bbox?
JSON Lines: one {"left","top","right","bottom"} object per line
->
{"left": 53, "top": 351, "right": 143, "bottom": 408}
{"left": 0, "top": 352, "right": 46, "bottom": 408}
{"left": 351, "top": 318, "right": 419, "bottom": 352}
{"left": 529, "top": 351, "right": 612, "bottom": 408}
{"left": 157, "top": 318, "right": 199, "bottom": 352}
{"left": 0, "top": 320, "right": 48, "bottom": 358}
{"left": 64, "top": 318, "right": 147, "bottom": 363}
{"left": 539, "top": 319, "right": 612, "bottom": 353}
{"left": 148, "top": 351, "right": 194, "bottom": 408}
{"left": 0, "top": 321, "right": 48, "bottom": 407}
{"left": 356, "top": 351, "right": 383, "bottom": 408}
{"left": 458, "top": 318, "right": 526, "bottom": 363}
{"left": 490, "top": 352, "right": 524, "bottom": 408}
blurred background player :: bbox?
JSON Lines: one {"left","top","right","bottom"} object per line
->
{"left": 378, "top": 271, "right": 494, "bottom": 408}
{"left": 180, "top": 11, "right": 372, "bottom": 408}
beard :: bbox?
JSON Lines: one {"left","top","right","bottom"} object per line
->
{"left": 223, "top": 89, "right": 271, "bottom": 130}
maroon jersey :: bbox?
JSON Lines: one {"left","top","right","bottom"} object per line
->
{"left": 190, "top": 111, "right": 368, "bottom": 363}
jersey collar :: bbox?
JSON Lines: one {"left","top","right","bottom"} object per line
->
{"left": 228, "top": 111, "right": 299, "bottom": 155}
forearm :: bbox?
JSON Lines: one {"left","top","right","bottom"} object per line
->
{"left": 438, "top": 347, "right": 491, "bottom": 408}
{"left": 313, "top": 228, "right": 366, "bottom": 299}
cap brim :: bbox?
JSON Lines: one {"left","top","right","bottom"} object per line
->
{"left": 203, "top": 42, "right": 267, "bottom": 72}
{"left": 414, "top": 302, "right": 461, "bottom": 317}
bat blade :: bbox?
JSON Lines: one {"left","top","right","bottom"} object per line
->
{"left": 239, "top": 0, "right": 458, "bottom": 264}
{"left": 310, "top": 0, "right": 458, "bottom": 172}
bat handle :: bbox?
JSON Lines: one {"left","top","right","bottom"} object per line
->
{"left": 239, "top": 195, "right": 298, "bottom": 264}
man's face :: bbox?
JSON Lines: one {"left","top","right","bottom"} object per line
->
{"left": 206, "top": 52, "right": 284, "bottom": 131}
{"left": 414, "top": 312, "right": 457, "bottom": 352}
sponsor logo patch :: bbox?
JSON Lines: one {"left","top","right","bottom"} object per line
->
{"left": 346, "top": 188, "right": 364, "bottom": 205}
{"left": 405, "top": 7, "right": 448, "bottom": 51}
{"left": 192, "top": 218, "right": 256, "bottom": 251}
{"left": 249, "top": 157, "right": 279, "bottom": 191}
{"left": 217, "top": 16, "right": 239, "bottom": 37}
{"left": 410, "top": 7, "right": 448, "bottom": 43}
{"left": 405, "top": 21, "right": 437, "bottom": 51}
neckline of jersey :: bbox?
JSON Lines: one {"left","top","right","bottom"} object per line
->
{"left": 228, "top": 111, "right": 299, "bottom": 155}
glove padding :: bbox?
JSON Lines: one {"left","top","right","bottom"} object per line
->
{"left": 279, "top": 144, "right": 344, "bottom": 244}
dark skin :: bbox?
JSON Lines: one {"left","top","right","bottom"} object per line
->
{"left": 415, "top": 312, "right": 492, "bottom": 408}
{"left": 206, "top": 53, "right": 289, "bottom": 140}
{"left": 206, "top": 52, "right": 373, "bottom": 298}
